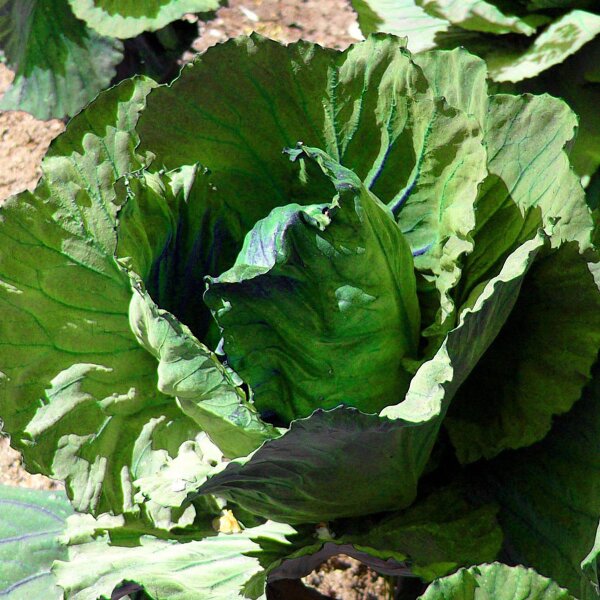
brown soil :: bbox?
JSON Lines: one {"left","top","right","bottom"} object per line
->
{"left": 0, "top": 437, "right": 62, "bottom": 490}
{"left": 190, "top": 0, "right": 362, "bottom": 55}
{"left": 305, "top": 555, "right": 393, "bottom": 599}
{"left": 0, "top": 2, "right": 394, "bottom": 598}
{"left": 0, "top": 64, "right": 65, "bottom": 202}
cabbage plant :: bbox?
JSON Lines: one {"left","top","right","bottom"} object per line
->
{"left": 0, "top": 0, "right": 221, "bottom": 120}
{"left": 349, "top": 1, "right": 600, "bottom": 179}
{"left": 1, "top": 34, "right": 599, "bottom": 599}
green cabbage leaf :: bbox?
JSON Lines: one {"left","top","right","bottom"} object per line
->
{"left": 68, "top": 0, "right": 220, "bottom": 39}
{"left": 348, "top": 1, "right": 600, "bottom": 178}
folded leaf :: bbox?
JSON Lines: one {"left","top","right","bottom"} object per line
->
{"left": 0, "top": 484, "right": 72, "bottom": 599}
{"left": 128, "top": 278, "right": 277, "bottom": 457}
{"left": 67, "top": 0, "right": 221, "bottom": 38}
{"left": 0, "top": 0, "right": 123, "bottom": 120}
{"left": 206, "top": 148, "right": 420, "bottom": 422}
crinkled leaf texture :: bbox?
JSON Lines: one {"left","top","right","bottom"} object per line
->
{"left": 68, "top": 0, "right": 221, "bottom": 39}
{"left": 0, "top": 484, "right": 72, "bottom": 599}
{"left": 54, "top": 516, "right": 301, "bottom": 600}
{"left": 205, "top": 147, "right": 421, "bottom": 422}
{"left": 0, "top": 0, "right": 123, "bottom": 120}
{"left": 347, "top": 3, "right": 600, "bottom": 177}
{"left": 419, "top": 563, "right": 574, "bottom": 599}
{"left": 0, "top": 76, "right": 270, "bottom": 529}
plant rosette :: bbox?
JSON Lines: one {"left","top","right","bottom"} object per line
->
{"left": 0, "top": 34, "right": 599, "bottom": 599}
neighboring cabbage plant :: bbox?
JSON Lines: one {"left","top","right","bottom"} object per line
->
{"left": 0, "top": 34, "right": 599, "bottom": 599}
{"left": 0, "top": 0, "right": 221, "bottom": 120}
{"left": 349, "top": 0, "right": 600, "bottom": 179}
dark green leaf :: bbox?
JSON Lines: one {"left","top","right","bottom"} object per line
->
{"left": 486, "top": 369, "right": 600, "bottom": 598}
{"left": 196, "top": 236, "right": 545, "bottom": 522}
{"left": 205, "top": 148, "right": 420, "bottom": 422}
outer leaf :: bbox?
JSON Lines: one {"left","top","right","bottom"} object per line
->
{"left": 447, "top": 245, "right": 600, "bottom": 463}
{"left": 412, "top": 48, "right": 488, "bottom": 124}
{"left": 195, "top": 236, "right": 545, "bottom": 523}
{"left": 68, "top": 0, "right": 221, "bottom": 39}
{"left": 417, "top": 0, "right": 536, "bottom": 34}
{"left": 205, "top": 148, "right": 420, "bottom": 422}
{"left": 466, "top": 88, "right": 591, "bottom": 289}
{"left": 131, "top": 432, "right": 226, "bottom": 532}
{"left": 268, "top": 484, "right": 502, "bottom": 583}
{"left": 443, "top": 91, "right": 597, "bottom": 462}
{"left": 54, "top": 518, "right": 301, "bottom": 600}
{"left": 486, "top": 369, "right": 600, "bottom": 599}
{"left": 0, "top": 484, "right": 72, "bottom": 599}
{"left": 419, "top": 563, "right": 574, "bottom": 599}
{"left": 334, "top": 484, "right": 503, "bottom": 581}
{"left": 0, "top": 79, "right": 208, "bottom": 523}
{"left": 0, "top": 0, "right": 123, "bottom": 120}
{"left": 350, "top": 50, "right": 600, "bottom": 460}
{"left": 415, "top": 54, "right": 592, "bottom": 252}
{"left": 0, "top": 71, "right": 274, "bottom": 520}
{"left": 519, "top": 37, "right": 600, "bottom": 179}
{"left": 486, "top": 10, "right": 600, "bottom": 82}
{"left": 349, "top": 0, "right": 448, "bottom": 51}
{"left": 133, "top": 433, "right": 224, "bottom": 522}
